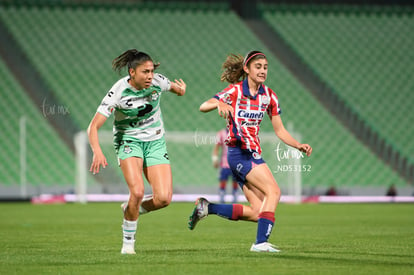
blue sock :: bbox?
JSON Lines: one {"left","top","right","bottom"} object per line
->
{"left": 256, "top": 212, "right": 275, "bottom": 244}
{"left": 208, "top": 203, "right": 233, "bottom": 220}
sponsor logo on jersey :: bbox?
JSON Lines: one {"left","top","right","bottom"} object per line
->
{"left": 237, "top": 110, "right": 264, "bottom": 119}
{"left": 130, "top": 117, "right": 154, "bottom": 127}
{"left": 125, "top": 98, "right": 133, "bottom": 107}
{"left": 123, "top": 97, "right": 143, "bottom": 108}
{"left": 241, "top": 120, "right": 259, "bottom": 127}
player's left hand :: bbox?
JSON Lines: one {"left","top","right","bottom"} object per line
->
{"left": 298, "top": 144, "right": 312, "bottom": 157}
{"left": 173, "top": 79, "right": 186, "bottom": 96}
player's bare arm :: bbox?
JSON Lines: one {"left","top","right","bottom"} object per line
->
{"left": 271, "top": 115, "right": 312, "bottom": 156}
{"left": 199, "top": 98, "right": 219, "bottom": 112}
{"left": 87, "top": 112, "right": 108, "bottom": 174}
{"left": 200, "top": 98, "right": 234, "bottom": 119}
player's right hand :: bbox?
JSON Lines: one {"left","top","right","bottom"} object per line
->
{"left": 90, "top": 152, "right": 108, "bottom": 174}
{"left": 217, "top": 101, "right": 234, "bottom": 119}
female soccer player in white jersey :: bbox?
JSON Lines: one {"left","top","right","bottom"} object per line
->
{"left": 188, "top": 51, "right": 312, "bottom": 252}
{"left": 88, "top": 49, "right": 186, "bottom": 254}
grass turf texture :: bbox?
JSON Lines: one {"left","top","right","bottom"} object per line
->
{"left": 0, "top": 202, "right": 413, "bottom": 274}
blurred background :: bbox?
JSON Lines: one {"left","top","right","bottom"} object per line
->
{"left": 0, "top": 0, "right": 413, "bottom": 201}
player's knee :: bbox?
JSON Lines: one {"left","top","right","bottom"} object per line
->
{"left": 273, "top": 185, "right": 281, "bottom": 201}
{"left": 265, "top": 184, "right": 281, "bottom": 201}
{"left": 129, "top": 188, "right": 145, "bottom": 203}
{"left": 152, "top": 193, "right": 171, "bottom": 209}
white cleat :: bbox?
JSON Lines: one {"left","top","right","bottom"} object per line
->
{"left": 121, "top": 202, "right": 127, "bottom": 214}
{"left": 250, "top": 242, "right": 281, "bottom": 253}
{"left": 121, "top": 248, "right": 136, "bottom": 255}
{"left": 121, "top": 243, "right": 136, "bottom": 255}
{"left": 122, "top": 198, "right": 150, "bottom": 216}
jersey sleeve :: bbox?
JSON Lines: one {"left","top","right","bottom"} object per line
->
{"left": 153, "top": 73, "right": 171, "bottom": 92}
{"left": 96, "top": 83, "right": 121, "bottom": 118}
{"left": 213, "top": 84, "right": 236, "bottom": 105}
{"left": 267, "top": 88, "right": 282, "bottom": 117}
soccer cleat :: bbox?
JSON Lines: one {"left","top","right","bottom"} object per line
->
{"left": 188, "top": 197, "right": 209, "bottom": 230}
{"left": 121, "top": 244, "right": 136, "bottom": 255}
{"left": 250, "top": 242, "right": 281, "bottom": 253}
{"left": 122, "top": 200, "right": 150, "bottom": 215}
{"left": 121, "top": 202, "right": 127, "bottom": 214}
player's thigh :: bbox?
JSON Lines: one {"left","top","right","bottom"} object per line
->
{"left": 144, "top": 164, "right": 173, "bottom": 199}
{"left": 245, "top": 163, "right": 280, "bottom": 196}
{"left": 120, "top": 157, "right": 145, "bottom": 198}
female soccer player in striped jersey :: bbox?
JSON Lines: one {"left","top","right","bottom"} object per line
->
{"left": 188, "top": 51, "right": 312, "bottom": 252}
{"left": 88, "top": 49, "right": 186, "bottom": 254}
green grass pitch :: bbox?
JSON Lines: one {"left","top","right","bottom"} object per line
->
{"left": 0, "top": 202, "right": 413, "bottom": 274}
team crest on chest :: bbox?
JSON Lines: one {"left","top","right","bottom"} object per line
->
{"left": 261, "top": 95, "right": 270, "bottom": 105}
{"left": 151, "top": 90, "right": 159, "bottom": 101}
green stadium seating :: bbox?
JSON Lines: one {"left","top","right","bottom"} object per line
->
{"left": 262, "top": 4, "right": 414, "bottom": 165}
{"left": 0, "top": 57, "right": 74, "bottom": 186}
{"left": 0, "top": 4, "right": 408, "bottom": 190}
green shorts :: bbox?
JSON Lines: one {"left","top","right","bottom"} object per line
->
{"left": 116, "top": 137, "right": 170, "bottom": 167}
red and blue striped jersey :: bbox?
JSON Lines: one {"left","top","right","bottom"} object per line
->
{"left": 214, "top": 79, "right": 281, "bottom": 154}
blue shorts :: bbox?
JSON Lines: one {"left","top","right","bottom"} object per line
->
{"left": 227, "top": 146, "right": 265, "bottom": 187}
{"left": 219, "top": 167, "right": 234, "bottom": 182}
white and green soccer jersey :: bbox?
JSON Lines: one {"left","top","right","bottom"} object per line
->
{"left": 97, "top": 73, "right": 171, "bottom": 144}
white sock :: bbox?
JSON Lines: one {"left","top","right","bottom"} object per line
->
{"left": 122, "top": 219, "right": 137, "bottom": 245}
